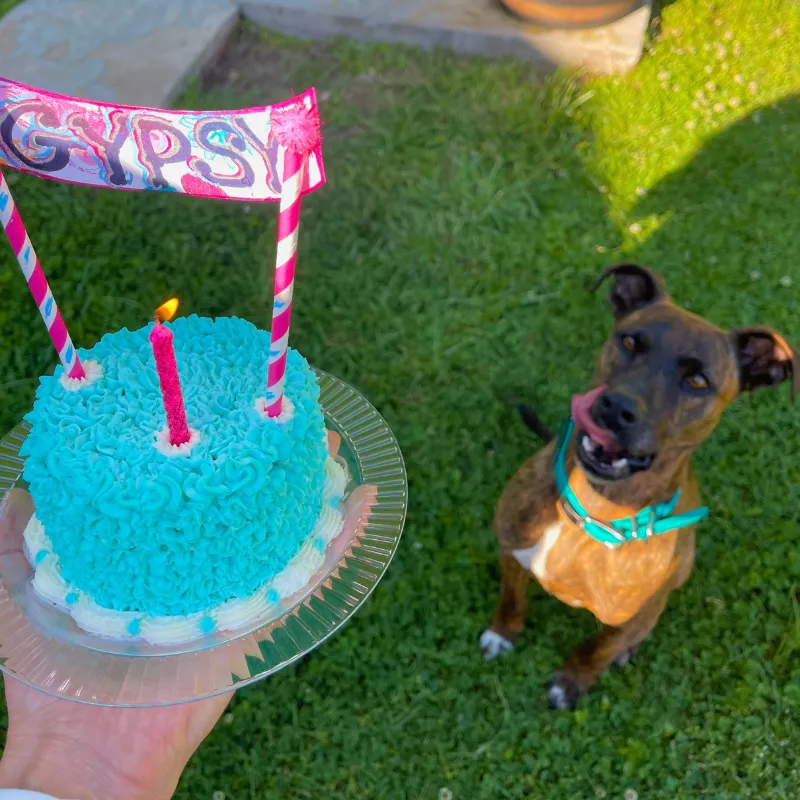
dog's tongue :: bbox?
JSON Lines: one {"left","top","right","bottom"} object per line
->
{"left": 571, "top": 386, "right": 619, "bottom": 450}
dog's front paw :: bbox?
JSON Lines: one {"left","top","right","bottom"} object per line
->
{"left": 546, "top": 672, "right": 585, "bottom": 710}
{"left": 480, "top": 629, "right": 514, "bottom": 660}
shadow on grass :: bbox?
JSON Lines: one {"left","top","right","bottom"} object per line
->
{"left": 631, "top": 95, "right": 800, "bottom": 335}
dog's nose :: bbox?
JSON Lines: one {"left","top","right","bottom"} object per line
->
{"left": 597, "top": 392, "right": 638, "bottom": 431}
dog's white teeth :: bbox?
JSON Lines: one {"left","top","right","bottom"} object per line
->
{"left": 582, "top": 436, "right": 597, "bottom": 454}
{"left": 612, "top": 458, "right": 629, "bottom": 469}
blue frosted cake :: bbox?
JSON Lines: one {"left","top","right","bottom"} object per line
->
{"left": 20, "top": 316, "right": 347, "bottom": 644}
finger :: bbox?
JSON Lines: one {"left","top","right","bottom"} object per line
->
{"left": 0, "top": 488, "right": 31, "bottom": 554}
{"left": 341, "top": 484, "right": 377, "bottom": 538}
{"left": 183, "top": 689, "right": 235, "bottom": 746}
{"left": 326, "top": 430, "right": 341, "bottom": 458}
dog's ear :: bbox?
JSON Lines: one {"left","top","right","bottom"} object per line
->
{"left": 593, "top": 263, "right": 668, "bottom": 319}
{"left": 731, "top": 327, "right": 800, "bottom": 399}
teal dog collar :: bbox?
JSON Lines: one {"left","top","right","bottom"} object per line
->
{"left": 554, "top": 419, "right": 709, "bottom": 549}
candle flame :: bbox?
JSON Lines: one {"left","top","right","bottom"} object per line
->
{"left": 155, "top": 297, "right": 179, "bottom": 323}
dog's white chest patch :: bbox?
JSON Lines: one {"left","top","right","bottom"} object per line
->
{"left": 513, "top": 522, "right": 563, "bottom": 582}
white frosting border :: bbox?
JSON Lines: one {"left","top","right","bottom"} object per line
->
{"left": 153, "top": 425, "right": 201, "bottom": 457}
{"left": 24, "top": 457, "right": 348, "bottom": 645}
{"left": 254, "top": 395, "right": 295, "bottom": 423}
{"left": 58, "top": 359, "right": 103, "bottom": 392}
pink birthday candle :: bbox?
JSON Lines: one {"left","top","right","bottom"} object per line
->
{"left": 264, "top": 102, "right": 321, "bottom": 417}
{"left": 0, "top": 168, "right": 85, "bottom": 380}
{"left": 150, "top": 299, "right": 191, "bottom": 446}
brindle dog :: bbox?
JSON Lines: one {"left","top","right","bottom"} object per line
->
{"left": 481, "top": 264, "right": 799, "bottom": 709}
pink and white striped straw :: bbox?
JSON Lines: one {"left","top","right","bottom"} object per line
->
{"left": 264, "top": 103, "right": 321, "bottom": 417}
{"left": 0, "top": 169, "right": 85, "bottom": 380}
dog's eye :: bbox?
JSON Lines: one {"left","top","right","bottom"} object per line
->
{"left": 621, "top": 334, "right": 638, "bottom": 353}
{"left": 685, "top": 373, "right": 709, "bottom": 391}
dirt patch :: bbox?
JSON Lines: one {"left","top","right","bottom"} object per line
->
{"left": 201, "top": 24, "right": 337, "bottom": 104}
{"left": 201, "top": 22, "right": 418, "bottom": 120}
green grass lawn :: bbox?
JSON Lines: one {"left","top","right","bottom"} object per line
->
{"left": 2, "top": 0, "right": 800, "bottom": 797}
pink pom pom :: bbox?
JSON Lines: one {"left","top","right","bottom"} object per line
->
{"left": 269, "top": 103, "right": 321, "bottom": 155}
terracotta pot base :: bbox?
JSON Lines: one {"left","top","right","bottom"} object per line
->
{"left": 499, "top": 0, "right": 642, "bottom": 29}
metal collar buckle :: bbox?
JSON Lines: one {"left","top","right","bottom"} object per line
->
{"left": 637, "top": 509, "right": 656, "bottom": 541}
{"left": 560, "top": 497, "right": 626, "bottom": 549}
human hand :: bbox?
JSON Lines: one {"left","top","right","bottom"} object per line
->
{"left": 0, "top": 489, "right": 232, "bottom": 800}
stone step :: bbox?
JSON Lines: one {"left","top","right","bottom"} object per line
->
{"left": 0, "top": 0, "right": 238, "bottom": 106}
{"left": 242, "top": 0, "right": 651, "bottom": 75}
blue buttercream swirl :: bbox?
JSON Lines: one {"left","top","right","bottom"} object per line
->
{"left": 20, "top": 315, "right": 327, "bottom": 616}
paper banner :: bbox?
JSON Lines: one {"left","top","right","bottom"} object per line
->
{"left": 0, "top": 78, "right": 325, "bottom": 202}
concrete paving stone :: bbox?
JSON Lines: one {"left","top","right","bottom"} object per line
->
{"left": 0, "top": 0, "right": 238, "bottom": 106}
{"left": 241, "top": 0, "right": 651, "bottom": 74}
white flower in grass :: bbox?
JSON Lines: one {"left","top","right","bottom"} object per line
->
{"left": 598, "top": 185, "right": 608, "bottom": 194}
{"left": 748, "top": 82, "right": 758, "bottom": 95}
{"left": 223, "top": 712, "right": 234, "bottom": 725}
{"left": 635, "top": 186, "right": 647, "bottom": 197}
{"left": 624, "top": 791, "right": 639, "bottom": 800}
{"left": 729, "top": 97, "right": 741, "bottom": 108}
{"left": 753, "top": 112, "right": 761, "bottom": 124}
{"left": 733, "top": 42, "right": 742, "bottom": 56}
{"left": 705, "top": 81, "right": 716, "bottom": 92}
{"left": 438, "top": 789, "right": 453, "bottom": 800}
{"left": 629, "top": 223, "right": 642, "bottom": 235}
{"left": 713, "top": 103, "right": 726, "bottom": 113}
{"left": 734, "top": 74, "right": 744, "bottom": 84}
{"left": 596, "top": 245, "right": 607, "bottom": 253}
{"left": 594, "top": 790, "right": 607, "bottom": 800}
{"left": 750, "top": 270, "right": 761, "bottom": 281}
{"left": 780, "top": 275, "right": 792, "bottom": 287}
{"left": 243, "top": 205, "right": 252, "bottom": 215}
{"left": 724, "top": 30, "right": 734, "bottom": 40}
{"left": 721, "top": 62, "right": 729, "bottom": 71}
{"left": 213, "top": 793, "right": 226, "bottom": 800}
{"left": 413, "top": 541, "right": 423, "bottom": 550}
{"left": 673, "top": 85, "right": 681, "bottom": 92}
{"left": 704, "top": 65, "right": 713, "bottom": 74}
{"left": 657, "top": 71, "right": 670, "bottom": 81}
{"left": 685, "top": 120, "right": 696, "bottom": 130}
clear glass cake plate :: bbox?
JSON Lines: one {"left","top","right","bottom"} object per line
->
{"left": 0, "top": 369, "right": 407, "bottom": 706}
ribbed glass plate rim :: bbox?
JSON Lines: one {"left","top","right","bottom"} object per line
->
{"left": 0, "top": 369, "right": 407, "bottom": 706}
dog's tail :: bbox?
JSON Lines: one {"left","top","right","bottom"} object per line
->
{"left": 518, "top": 404, "right": 555, "bottom": 444}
